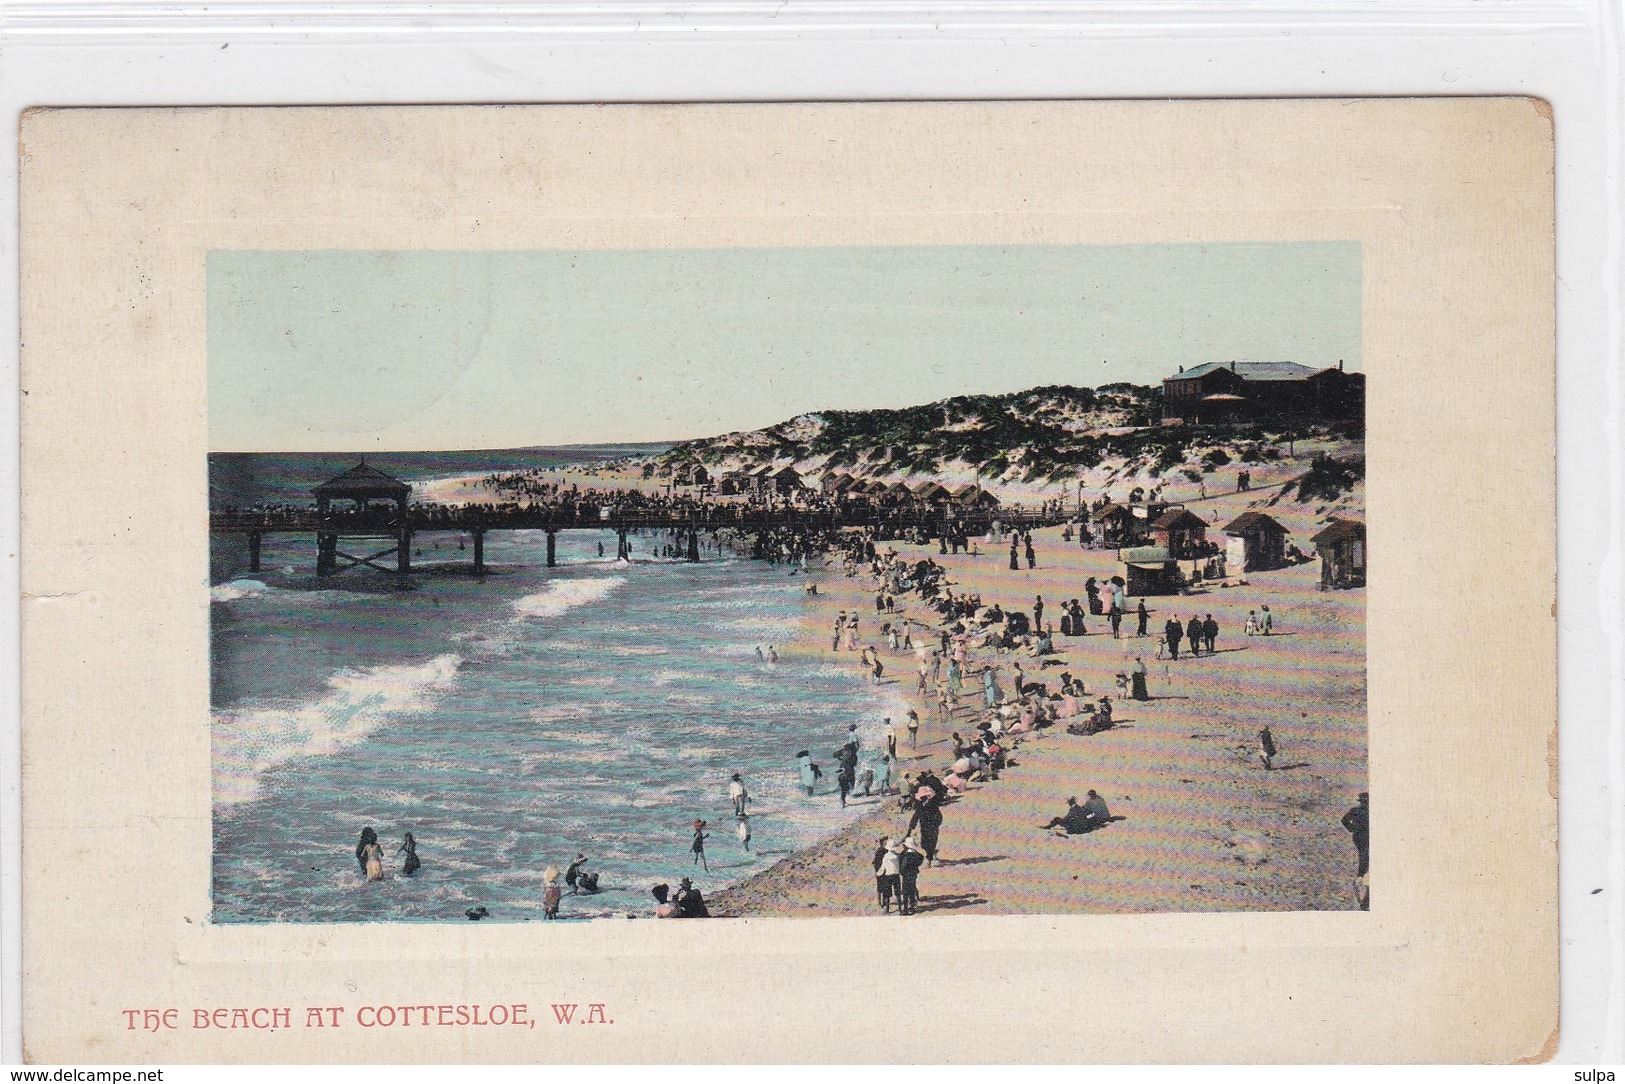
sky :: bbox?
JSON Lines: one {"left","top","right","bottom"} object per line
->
{"left": 208, "top": 243, "right": 1361, "bottom": 452}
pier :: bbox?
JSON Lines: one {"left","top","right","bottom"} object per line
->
{"left": 211, "top": 462, "right": 1064, "bottom": 581}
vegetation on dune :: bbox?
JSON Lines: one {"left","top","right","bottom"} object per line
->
{"left": 646, "top": 381, "right": 1354, "bottom": 487}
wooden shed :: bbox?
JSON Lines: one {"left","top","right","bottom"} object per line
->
{"left": 1311, "top": 518, "right": 1366, "bottom": 589}
{"left": 1150, "top": 508, "right": 1209, "bottom": 560}
{"left": 1222, "top": 511, "right": 1289, "bottom": 572}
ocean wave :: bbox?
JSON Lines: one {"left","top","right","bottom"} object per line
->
{"left": 211, "top": 579, "right": 272, "bottom": 602}
{"left": 213, "top": 653, "right": 463, "bottom": 810}
{"left": 511, "top": 576, "right": 626, "bottom": 620}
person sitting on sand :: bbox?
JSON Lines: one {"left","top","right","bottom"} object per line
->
{"left": 651, "top": 883, "right": 678, "bottom": 918}
{"left": 673, "top": 878, "right": 709, "bottom": 918}
{"left": 1042, "top": 791, "right": 1112, "bottom": 834}
{"left": 565, "top": 853, "right": 589, "bottom": 894}
{"left": 1030, "top": 627, "right": 1055, "bottom": 656}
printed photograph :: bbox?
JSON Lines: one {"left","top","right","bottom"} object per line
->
{"left": 208, "top": 242, "right": 1368, "bottom": 924}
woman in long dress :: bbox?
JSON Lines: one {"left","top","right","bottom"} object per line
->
{"left": 363, "top": 839, "right": 385, "bottom": 882}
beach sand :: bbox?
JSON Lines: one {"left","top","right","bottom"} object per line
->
{"left": 713, "top": 482, "right": 1367, "bottom": 917}
{"left": 415, "top": 455, "right": 1367, "bottom": 916}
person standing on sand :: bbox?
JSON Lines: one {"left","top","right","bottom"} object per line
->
{"left": 1245, "top": 610, "right": 1260, "bottom": 636}
{"left": 1109, "top": 600, "right": 1123, "bottom": 639}
{"left": 1025, "top": 536, "right": 1037, "bottom": 569}
{"left": 1009, "top": 539, "right": 1020, "bottom": 571}
{"left": 1187, "top": 614, "right": 1204, "bottom": 658}
{"left": 907, "top": 776, "right": 946, "bottom": 865}
{"left": 729, "top": 772, "right": 749, "bottom": 816}
{"left": 1258, "top": 726, "right": 1277, "bottom": 770}
{"left": 884, "top": 720, "right": 898, "bottom": 762}
{"left": 797, "top": 751, "right": 822, "bottom": 796}
{"left": 898, "top": 837, "right": 925, "bottom": 914}
{"left": 846, "top": 616, "right": 860, "bottom": 651}
{"left": 1261, "top": 604, "right": 1274, "bottom": 635}
{"left": 907, "top": 709, "right": 921, "bottom": 749}
{"left": 1131, "top": 656, "right": 1150, "bottom": 701}
{"left": 1033, "top": 595, "right": 1044, "bottom": 630}
{"left": 735, "top": 813, "right": 752, "bottom": 852}
{"left": 690, "top": 819, "right": 710, "bottom": 871}
{"left": 1164, "top": 616, "right": 1183, "bottom": 660}
{"left": 832, "top": 613, "right": 845, "bottom": 651}
{"left": 542, "top": 867, "right": 563, "bottom": 919}
{"left": 1137, "top": 599, "right": 1150, "bottom": 637}
{"left": 1341, "top": 792, "right": 1369, "bottom": 879}
{"left": 1203, "top": 614, "right": 1219, "bottom": 655}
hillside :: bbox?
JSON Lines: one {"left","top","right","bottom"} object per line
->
{"left": 642, "top": 383, "right": 1363, "bottom": 513}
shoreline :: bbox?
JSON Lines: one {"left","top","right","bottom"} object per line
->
{"left": 712, "top": 485, "right": 1367, "bottom": 917}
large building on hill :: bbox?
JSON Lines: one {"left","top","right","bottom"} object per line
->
{"left": 1161, "top": 360, "right": 1363, "bottom": 425}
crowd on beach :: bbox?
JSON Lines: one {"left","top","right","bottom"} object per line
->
{"left": 335, "top": 473, "right": 1365, "bottom": 919}
{"left": 802, "top": 519, "right": 1370, "bottom": 914}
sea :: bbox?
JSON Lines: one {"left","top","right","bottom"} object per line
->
{"left": 209, "top": 449, "right": 908, "bottom": 923}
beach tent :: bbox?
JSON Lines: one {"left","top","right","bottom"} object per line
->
{"left": 1118, "top": 545, "right": 1182, "bottom": 597}
{"left": 1311, "top": 518, "right": 1366, "bottom": 589}
{"left": 1222, "top": 511, "right": 1289, "bottom": 572}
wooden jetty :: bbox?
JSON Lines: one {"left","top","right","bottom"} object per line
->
{"left": 211, "top": 462, "right": 1063, "bottom": 581}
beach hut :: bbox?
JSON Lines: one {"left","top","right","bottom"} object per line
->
{"left": 769, "top": 466, "right": 807, "bottom": 495}
{"left": 1311, "top": 518, "right": 1366, "bottom": 589}
{"left": 950, "top": 484, "right": 1001, "bottom": 509}
{"left": 820, "top": 471, "right": 855, "bottom": 495}
{"left": 1222, "top": 511, "right": 1289, "bottom": 572}
{"left": 718, "top": 470, "right": 754, "bottom": 496}
{"left": 885, "top": 481, "right": 915, "bottom": 503}
{"left": 674, "top": 464, "right": 711, "bottom": 487}
{"left": 1150, "top": 508, "right": 1210, "bottom": 560}
{"left": 912, "top": 481, "right": 952, "bottom": 506}
{"left": 312, "top": 460, "right": 411, "bottom": 516}
{"left": 1118, "top": 545, "right": 1183, "bottom": 596}
{"left": 1094, "top": 503, "right": 1135, "bottom": 547}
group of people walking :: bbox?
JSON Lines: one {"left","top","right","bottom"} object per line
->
{"left": 1161, "top": 613, "right": 1221, "bottom": 659}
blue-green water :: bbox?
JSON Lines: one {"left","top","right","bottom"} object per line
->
{"left": 210, "top": 454, "right": 903, "bottom": 923}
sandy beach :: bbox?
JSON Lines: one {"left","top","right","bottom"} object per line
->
{"left": 408, "top": 452, "right": 1367, "bottom": 917}
{"left": 711, "top": 479, "right": 1367, "bottom": 917}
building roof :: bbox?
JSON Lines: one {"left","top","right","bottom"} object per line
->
{"left": 1223, "top": 511, "right": 1288, "bottom": 536}
{"left": 1152, "top": 508, "right": 1208, "bottom": 531}
{"left": 1311, "top": 517, "right": 1366, "bottom": 546}
{"left": 1168, "top": 361, "right": 1322, "bottom": 383}
{"left": 312, "top": 461, "right": 411, "bottom": 498}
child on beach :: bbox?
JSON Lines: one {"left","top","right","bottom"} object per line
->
{"left": 735, "top": 814, "right": 752, "bottom": 852}
{"left": 542, "top": 867, "right": 563, "bottom": 919}
{"left": 690, "top": 819, "right": 710, "bottom": 871}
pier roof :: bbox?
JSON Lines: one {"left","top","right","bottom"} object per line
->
{"left": 312, "top": 461, "right": 411, "bottom": 500}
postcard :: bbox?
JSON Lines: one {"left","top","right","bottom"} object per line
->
{"left": 18, "top": 100, "right": 1555, "bottom": 1062}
